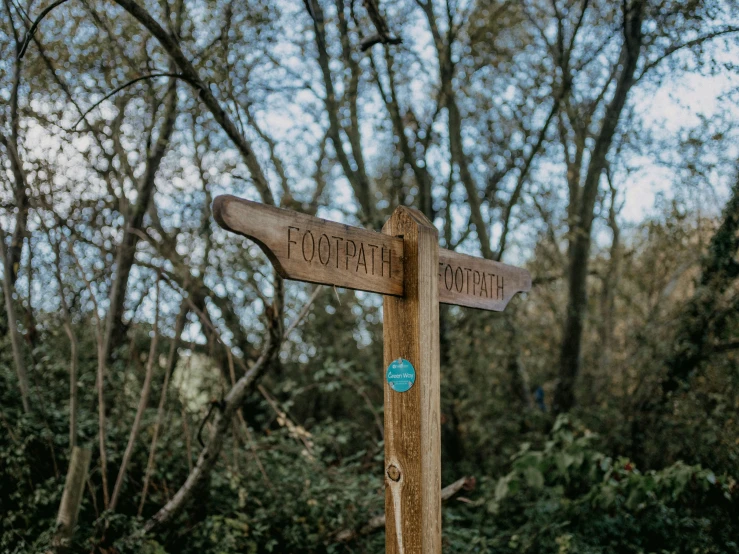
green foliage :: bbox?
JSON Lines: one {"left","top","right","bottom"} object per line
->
{"left": 442, "top": 416, "right": 739, "bottom": 553}
{"left": 4, "top": 331, "right": 737, "bottom": 554}
{"left": 168, "top": 425, "right": 384, "bottom": 553}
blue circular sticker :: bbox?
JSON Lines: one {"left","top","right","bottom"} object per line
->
{"left": 386, "top": 358, "right": 416, "bottom": 393}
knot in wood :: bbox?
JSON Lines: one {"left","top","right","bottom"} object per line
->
{"left": 386, "top": 464, "right": 401, "bottom": 482}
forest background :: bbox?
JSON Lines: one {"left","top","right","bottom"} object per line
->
{"left": 2, "top": 0, "right": 739, "bottom": 552}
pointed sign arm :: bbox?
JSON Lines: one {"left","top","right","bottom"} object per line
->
{"left": 214, "top": 195, "right": 404, "bottom": 295}
{"left": 213, "top": 195, "right": 530, "bottom": 310}
{"left": 437, "top": 249, "right": 531, "bottom": 311}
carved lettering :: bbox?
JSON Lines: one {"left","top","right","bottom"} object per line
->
{"left": 368, "top": 244, "right": 378, "bottom": 275}
{"left": 345, "top": 240, "right": 357, "bottom": 270}
{"left": 454, "top": 267, "right": 463, "bottom": 292}
{"left": 318, "top": 234, "right": 331, "bottom": 265}
{"left": 480, "top": 271, "right": 488, "bottom": 297}
{"left": 285, "top": 227, "right": 399, "bottom": 281}
{"left": 472, "top": 270, "right": 480, "bottom": 296}
{"left": 356, "top": 243, "right": 368, "bottom": 274}
{"left": 301, "top": 230, "right": 315, "bottom": 263}
{"left": 287, "top": 226, "right": 299, "bottom": 259}
{"left": 381, "top": 246, "right": 391, "bottom": 277}
{"left": 332, "top": 236, "right": 344, "bottom": 268}
{"left": 437, "top": 262, "right": 506, "bottom": 300}
{"left": 445, "top": 264, "right": 453, "bottom": 291}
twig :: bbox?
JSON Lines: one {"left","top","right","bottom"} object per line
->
{"left": 72, "top": 73, "right": 189, "bottom": 129}
{"left": 284, "top": 285, "right": 323, "bottom": 338}
{"left": 359, "top": 0, "right": 402, "bottom": 51}
{"left": 139, "top": 301, "right": 188, "bottom": 515}
{"left": 66, "top": 240, "right": 110, "bottom": 507}
{"left": 18, "top": 0, "right": 70, "bottom": 59}
{"left": 110, "top": 275, "right": 162, "bottom": 511}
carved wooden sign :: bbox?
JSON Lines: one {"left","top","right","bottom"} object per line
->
{"left": 214, "top": 195, "right": 404, "bottom": 296}
{"left": 438, "top": 249, "right": 531, "bottom": 311}
{"left": 213, "top": 195, "right": 530, "bottom": 310}
{"left": 214, "top": 194, "right": 531, "bottom": 554}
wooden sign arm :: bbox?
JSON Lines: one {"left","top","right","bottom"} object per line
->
{"left": 437, "top": 249, "right": 531, "bottom": 311}
{"left": 213, "top": 195, "right": 405, "bottom": 296}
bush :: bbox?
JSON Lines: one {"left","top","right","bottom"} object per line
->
{"left": 442, "top": 416, "right": 738, "bottom": 553}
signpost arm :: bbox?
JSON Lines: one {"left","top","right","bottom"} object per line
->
{"left": 382, "top": 207, "right": 441, "bottom": 554}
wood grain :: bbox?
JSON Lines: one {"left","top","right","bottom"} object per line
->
{"left": 438, "top": 249, "right": 531, "bottom": 311}
{"left": 213, "top": 195, "right": 404, "bottom": 296}
{"left": 383, "top": 206, "right": 441, "bottom": 554}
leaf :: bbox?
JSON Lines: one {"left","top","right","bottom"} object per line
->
{"left": 495, "top": 475, "right": 510, "bottom": 501}
{"left": 625, "top": 487, "right": 645, "bottom": 510}
{"left": 524, "top": 466, "right": 545, "bottom": 489}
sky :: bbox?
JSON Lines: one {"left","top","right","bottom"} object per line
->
{"left": 624, "top": 57, "right": 739, "bottom": 223}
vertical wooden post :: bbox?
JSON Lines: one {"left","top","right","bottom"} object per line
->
{"left": 382, "top": 206, "right": 441, "bottom": 554}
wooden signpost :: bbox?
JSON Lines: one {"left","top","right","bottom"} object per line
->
{"left": 214, "top": 195, "right": 531, "bottom": 553}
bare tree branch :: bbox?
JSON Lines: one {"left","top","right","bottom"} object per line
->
{"left": 112, "top": 0, "right": 276, "bottom": 205}
{"left": 110, "top": 276, "right": 162, "bottom": 511}
{"left": 72, "top": 73, "right": 189, "bottom": 129}
{"left": 18, "top": 0, "right": 71, "bottom": 58}
{"left": 360, "top": 0, "right": 401, "bottom": 50}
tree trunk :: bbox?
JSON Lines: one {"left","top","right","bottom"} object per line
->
{"left": 554, "top": 1, "right": 644, "bottom": 413}
{"left": 102, "top": 77, "right": 178, "bottom": 359}
{"left": 110, "top": 280, "right": 161, "bottom": 511}
{"left": 53, "top": 447, "right": 91, "bottom": 552}
{"left": 596, "top": 182, "right": 621, "bottom": 393}
{"left": 139, "top": 301, "right": 188, "bottom": 515}
{"left": 0, "top": 227, "right": 30, "bottom": 413}
{"left": 305, "top": 0, "right": 377, "bottom": 227}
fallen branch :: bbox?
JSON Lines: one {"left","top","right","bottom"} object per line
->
{"left": 333, "top": 476, "right": 474, "bottom": 543}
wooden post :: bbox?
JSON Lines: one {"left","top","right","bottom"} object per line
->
{"left": 382, "top": 206, "right": 441, "bottom": 554}
{"left": 53, "top": 446, "right": 91, "bottom": 551}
